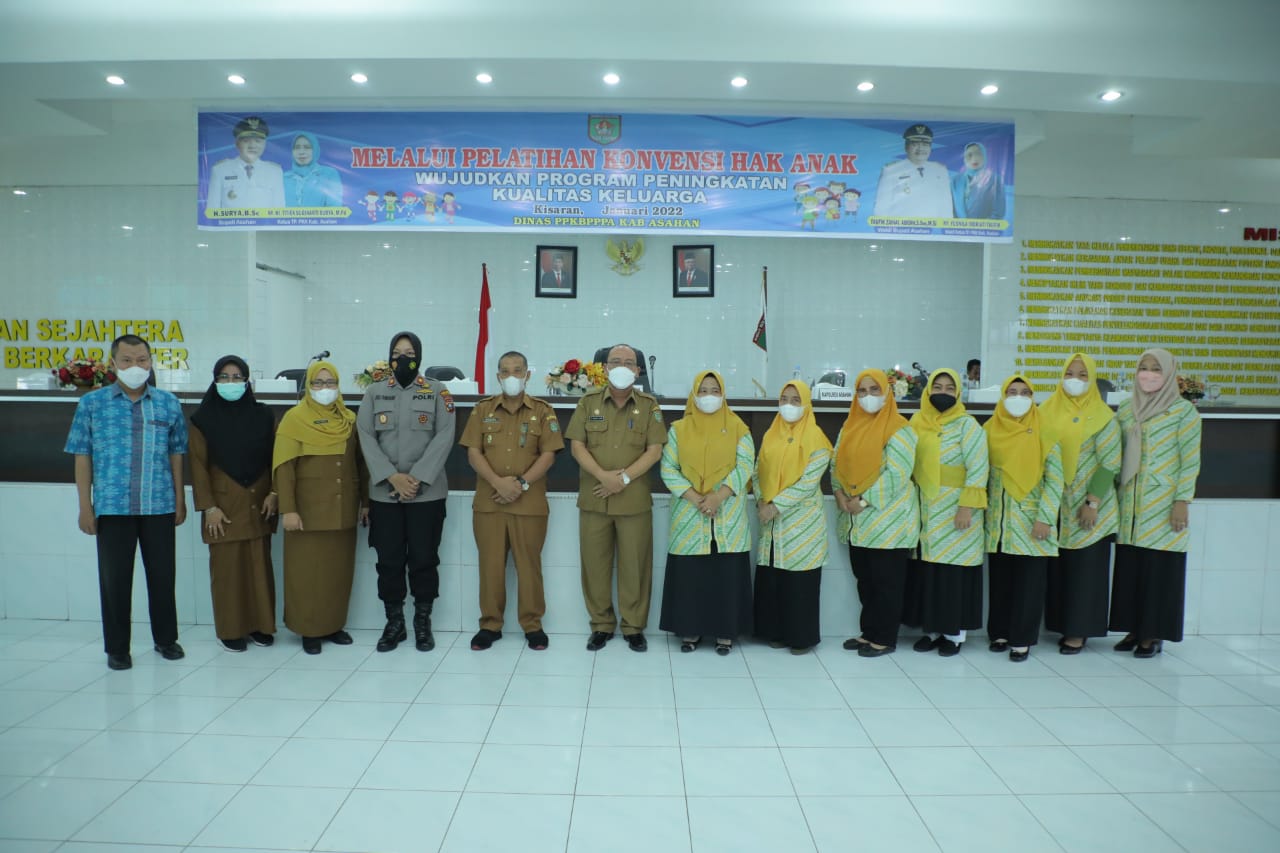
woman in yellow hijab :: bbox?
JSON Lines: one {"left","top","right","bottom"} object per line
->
{"left": 1039, "top": 352, "right": 1121, "bottom": 653}
{"left": 658, "top": 371, "right": 755, "bottom": 655}
{"left": 903, "top": 368, "right": 988, "bottom": 656}
{"left": 752, "top": 380, "right": 833, "bottom": 654}
{"left": 273, "top": 360, "right": 368, "bottom": 655}
{"left": 831, "top": 369, "right": 919, "bottom": 656}
{"left": 983, "top": 375, "right": 1063, "bottom": 662}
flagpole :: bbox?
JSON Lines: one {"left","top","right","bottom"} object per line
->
{"left": 475, "top": 263, "right": 492, "bottom": 394}
{"left": 751, "top": 265, "right": 769, "bottom": 396}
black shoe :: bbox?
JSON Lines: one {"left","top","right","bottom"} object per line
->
{"left": 626, "top": 633, "right": 648, "bottom": 653}
{"left": 937, "top": 639, "right": 962, "bottom": 657}
{"left": 219, "top": 637, "right": 248, "bottom": 653}
{"left": 1134, "top": 640, "right": 1163, "bottom": 659}
{"left": 858, "top": 644, "right": 895, "bottom": 658}
{"left": 326, "top": 630, "right": 353, "bottom": 646}
{"left": 790, "top": 646, "right": 810, "bottom": 655}
{"left": 913, "top": 635, "right": 939, "bottom": 653}
{"left": 377, "top": 610, "right": 407, "bottom": 653}
{"left": 525, "top": 630, "right": 549, "bottom": 651}
{"left": 302, "top": 637, "right": 322, "bottom": 654}
{"left": 248, "top": 631, "right": 274, "bottom": 647}
{"left": 680, "top": 636, "right": 701, "bottom": 653}
{"left": 1009, "top": 649, "right": 1030, "bottom": 662}
{"left": 154, "top": 642, "right": 185, "bottom": 661}
{"left": 842, "top": 637, "right": 869, "bottom": 650}
{"left": 715, "top": 640, "right": 732, "bottom": 656}
{"left": 988, "top": 640, "right": 1009, "bottom": 653}
{"left": 471, "top": 629, "right": 502, "bottom": 651}
{"left": 768, "top": 640, "right": 787, "bottom": 649}
{"left": 586, "top": 631, "right": 614, "bottom": 651}
{"left": 1113, "top": 634, "right": 1138, "bottom": 652}
{"left": 413, "top": 608, "right": 435, "bottom": 652}
{"left": 1059, "top": 640, "right": 1085, "bottom": 655}
{"left": 107, "top": 653, "right": 132, "bottom": 671}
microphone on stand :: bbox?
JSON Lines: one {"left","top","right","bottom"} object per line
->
{"left": 310, "top": 350, "right": 330, "bottom": 362}
{"left": 647, "top": 355, "right": 657, "bottom": 394}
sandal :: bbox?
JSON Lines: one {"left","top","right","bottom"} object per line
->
{"left": 680, "top": 636, "right": 701, "bottom": 653}
{"left": 715, "top": 640, "right": 732, "bottom": 656}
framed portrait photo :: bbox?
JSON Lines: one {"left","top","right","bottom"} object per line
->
{"left": 673, "top": 245, "right": 714, "bottom": 298}
{"left": 535, "top": 245, "right": 577, "bottom": 298}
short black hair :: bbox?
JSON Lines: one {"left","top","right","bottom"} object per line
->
{"left": 967, "top": 358, "right": 981, "bottom": 372}
{"left": 111, "top": 335, "right": 151, "bottom": 360}
{"left": 497, "top": 350, "right": 527, "bottom": 370}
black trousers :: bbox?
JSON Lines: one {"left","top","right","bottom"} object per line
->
{"left": 368, "top": 498, "right": 446, "bottom": 607}
{"left": 95, "top": 514, "right": 179, "bottom": 655}
{"left": 848, "top": 545, "right": 909, "bottom": 648}
{"left": 987, "top": 551, "right": 1047, "bottom": 647}
{"left": 1109, "top": 544, "right": 1186, "bottom": 642}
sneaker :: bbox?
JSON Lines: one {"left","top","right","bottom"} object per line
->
{"left": 248, "top": 632, "right": 274, "bottom": 647}
{"left": 219, "top": 637, "right": 248, "bottom": 653}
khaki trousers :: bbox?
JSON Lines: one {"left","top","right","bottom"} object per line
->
{"left": 474, "top": 512, "right": 548, "bottom": 632}
{"left": 578, "top": 509, "right": 653, "bottom": 635}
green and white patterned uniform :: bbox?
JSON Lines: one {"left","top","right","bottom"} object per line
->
{"left": 831, "top": 427, "right": 920, "bottom": 550}
{"left": 1116, "top": 399, "right": 1201, "bottom": 553}
{"left": 1058, "top": 418, "right": 1122, "bottom": 549}
{"left": 917, "top": 416, "right": 988, "bottom": 566}
{"left": 660, "top": 427, "right": 755, "bottom": 556}
{"left": 985, "top": 443, "right": 1065, "bottom": 557}
{"left": 753, "top": 448, "right": 832, "bottom": 571}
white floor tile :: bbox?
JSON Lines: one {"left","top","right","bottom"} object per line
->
{"left": 0, "top": 777, "right": 131, "bottom": 842}
{"left": 466, "top": 743, "right": 580, "bottom": 794}
{"left": 110, "top": 693, "right": 236, "bottom": 733}
{"left": 4, "top": 662, "right": 106, "bottom": 693}
{"left": 765, "top": 708, "right": 871, "bottom": 747}
{"left": 1118, "top": 707, "right": 1243, "bottom": 743}
{"left": 1204, "top": 705, "right": 1280, "bottom": 742}
{"left": 995, "top": 676, "right": 1101, "bottom": 708}
{"left": 801, "top": 796, "right": 940, "bottom": 853}
{"left": 441, "top": 792, "right": 572, "bottom": 853}
{"left": 1027, "top": 708, "right": 1150, "bottom": 745}
{"left": 360, "top": 740, "right": 481, "bottom": 791}
{"left": 16, "top": 691, "right": 151, "bottom": 730}
{"left": 391, "top": 702, "right": 497, "bottom": 742}
{"left": 245, "top": 667, "right": 350, "bottom": 700}
{"left": 252, "top": 736, "right": 380, "bottom": 788}
{"left": 1019, "top": 793, "right": 1184, "bottom": 853}
{"left": 588, "top": 675, "right": 675, "bottom": 708}
{"left": 501, "top": 673, "right": 591, "bottom": 707}
{"left": 416, "top": 672, "right": 511, "bottom": 705}
{"left": 317, "top": 788, "right": 458, "bottom": 853}
{"left": 511, "top": 643, "right": 597, "bottom": 676}
{"left": 0, "top": 689, "right": 62, "bottom": 726}
{"left": 686, "top": 796, "right": 816, "bottom": 853}
{"left": 582, "top": 707, "right": 679, "bottom": 747}
{"left": 1143, "top": 674, "right": 1264, "bottom": 706}
{"left": 192, "top": 784, "right": 348, "bottom": 849}
{"left": 1232, "top": 790, "right": 1280, "bottom": 829}
{"left": 331, "top": 670, "right": 430, "bottom": 702}
{"left": 681, "top": 746, "right": 793, "bottom": 796}
{"left": 145, "top": 732, "right": 284, "bottom": 784}
{"left": 834, "top": 676, "right": 931, "bottom": 709}
{"left": 944, "top": 708, "right": 1059, "bottom": 746}
{"left": 299, "top": 699, "right": 409, "bottom": 739}
{"left": 977, "top": 745, "right": 1115, "bottom": 793}
{"left": 879, "top": 746, "right": 1009, "bottom": 795}
{"left": 73, "top": 780, "right": 237, "bottom": 846}
{"left": 754, "top": 676, "right": 847, "bottom": 709}
{"left": 676, "top": 708, "right": 777, "bottom": 747}
{"left": 911, "top": 794, "right": 1063, "bottom": 853}
{"left": 161, "top": 664, "right": 270, "bottom": 697}
{"left": 1128, "top": 791, "right": 1280, "bottom": 853}
{"left": 201, "top": 696, "right": 321, "bottom": 737}
{"left": 1166, "top": 742, "right": 1280, "bottom": 791}
{"left": 1071, "top": 744, "right": 1217, "bottom": 792}
{"left": 913, "top": 676, "right": 1019, "bottom": 708}
{"left": 0, "top": 727, "right": 95, "bottom": 776}
{"left": 781, "top": 746, "right": 901, "bottom": 795}
{"left": 485, "top": 705, "right": 586, "bottom": 745}
{"left": 1068, "top": 675, "right": 1183, "bottom": 706}
{"left": 853, "top": 708, "right": 966, "bottom": 746}
{"left": 576, "top": 745, "right": 684, "bottom": 795}
{"left": 673, "top": 676, "right": 761, "bottom": 709}
{"left": 45, "top": 729, "right": 190, "bottom": 780}
{"left": 567, "top": 795, "right": 691, "bottom": 853}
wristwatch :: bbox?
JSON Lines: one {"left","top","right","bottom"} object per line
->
{"left": 1084, "top": 498, "right": 1100, "bottom": 509}
{"left": 516, "top": 477, "right": 529, "bottom": 492}
{"left": 857, "top": 497, "right": 869, "bottom": 509}
{"left": 620, "top": 471, "right": 632, "bottom": 486}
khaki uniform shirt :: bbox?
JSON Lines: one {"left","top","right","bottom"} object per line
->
{"left": 189, "top": 425, "right": 277, "bottom": 545}
{"left": 274, "top": 432, "right": 369, "bottom": 531}
{"left": 564, "top": 386, "right": 667, "bottom": 515}
{"left": 357, "top": 375, "right": 456, "bottom": 503}
{"left": 459, "top": 393, "right": 565, "bottom": 516}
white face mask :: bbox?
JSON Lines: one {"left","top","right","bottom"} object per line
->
{"left": 1062, "top": 377, "right": 1089, "bottom": 397}
{"left": 216, "top": 382, "right": 247, "bottom": 402}
{"left": 500, "top": 375, "right": 526, "bottom": 397}
{"left": 608, "top": 366, "right": 636, "bottom": 390}
{"left": 116, "top": 365, "right": 150, "bottom": 389}
{"left": 779, "top": 403, "right": 804, "bottom": 423}
{"left": 311, "top": 387, "right": 339, "bottom": 406}
{"left": 1003, "top": 395, "right": 1033, "bottom": 418}
{"left": 694, "top": 394, "right": 723, "bottom": 414}
{"left": 857, "top": 394, "right": 885, "bottom": 414}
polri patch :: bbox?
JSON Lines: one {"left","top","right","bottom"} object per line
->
{"left": 441, "top": 390, "right": 455, "bottom": 413}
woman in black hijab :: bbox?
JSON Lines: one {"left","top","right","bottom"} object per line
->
{"left": 189, "top": 355, "right": 279, "bottom": 652}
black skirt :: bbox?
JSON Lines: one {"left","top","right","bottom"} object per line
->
{"left": 1045, "top": 536, "right": 1113, "bottom": 638}
{"left": 1109, "top": 544, "right": 1186, "bottom": 642}
{"left": 848, "top": 546, "right": 909, "bottom": 648}
{"left": 987, "top": 552, "right": 1047, "bottom": 647}
{"left": 659, "top": 550, "right": 754, "bottom": 640}
{"left": 753, "top": 565, "right": 822, "bottom": 649}
{"left": 904, "top": 559, "right": 983, "bottom": 636}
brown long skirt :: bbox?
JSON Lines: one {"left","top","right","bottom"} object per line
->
{"left": 283, "top": 528, "right": 357, "bottom": 637}
{"left": 209, "top": 535, "right": 276, "bottom": 640}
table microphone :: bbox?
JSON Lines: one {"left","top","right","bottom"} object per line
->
{"left": 648, "top": 354, "right": 656, "bottom": 393}
{"left": 310, "top": 350, "right": 330, "bottom": 362}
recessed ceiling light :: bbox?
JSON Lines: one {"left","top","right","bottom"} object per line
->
{"left": 980, "top": 84, "right": 999, "bottom": 96}
{"left": 1099, "top": 90, "right": 1123, "bottom": 102}
{"left": 12, "top": 189, "right": 26, "bottom": 196}
{"left": 351, "top": 72, "right": 368, "bottom": 84}
{"left": 121, "top": 225, "right": 134, "bottom": 231}
{"left": 105, "top": 75, "right": 125, "bottom": 86}
{"left": 602, "top": 72, "right": 620, "bottom": 86}
{"left": 1218, "top": 207, "right": 1231, "bottom": 213}
{"left": 227, "top": 74, "right": 246, "bottom": 85}
{"left": 475, "top": 72, "right": 493, "bottom": 84}
{"left": 730, "top": 76, "right": 748, "bottom": 88}
{"left": 856, "top": 81, "right": 874, "bottom": 92}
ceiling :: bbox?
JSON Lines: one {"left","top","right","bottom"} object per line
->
{"left": 1, "top": 0, "right": 1278, "bottom": 195}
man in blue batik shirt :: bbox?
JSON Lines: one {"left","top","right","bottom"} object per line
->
{"left": 65, "top": 335, "right": 189, "bottom": 670}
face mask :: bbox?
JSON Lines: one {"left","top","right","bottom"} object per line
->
{"left": 929, "top": 393, "right": 956, "bottom": 412}
{"left": 1136, "top": 370, "right": 1165, "bottom": 393}
{"left": 779, "top": 403, "right": 804, "bottom": 423}
{"left": 117, "top": 365, "right": 150, "bottom": 389}
{"left": 1062, "top": 378, "right": 1089, "bottom": 397}
{"left": 311, "top": 387, "right": 339, "bottom": 406}
{"left": 608, "top": 366, "right": 636, "bottom": 390}
{"left": 391, "top": 355, "right": 418, "bottom": 387}
{"left": 1003, "top": 395, "right": 1033, "bottom": 418}
{"left": 216, "top": 382, "right": 247, "bottom": 402}
{"left": 857, "top": 394, "right": 885, "bottom": 414}
{"left": 695, "top": 394, "right": 723, "bottom": 414}
{"left": 500, "top": 375, "right": 526, "bottom": 397}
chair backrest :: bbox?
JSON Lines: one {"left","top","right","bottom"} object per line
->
{"left": 275, "top": 368, "right": 307, "bottom": 392}
{"left": 591, "top": 346, "right": 650, "bottom": 392}
{"left": 423, "top": 365, "right": 466, "bottom": 381}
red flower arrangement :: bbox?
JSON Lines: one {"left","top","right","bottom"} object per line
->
{"left": 53, "top": 358, "right": 116, "bottom": 389}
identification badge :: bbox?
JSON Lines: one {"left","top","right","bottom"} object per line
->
{"left": 519, "top": 422, "right": 529, "bottom": 447}
{"left": 419, "top": 413, "right": 429, "bottom": 425}
{"left": 378, "top": 413, "right": 388, "bottom": 425}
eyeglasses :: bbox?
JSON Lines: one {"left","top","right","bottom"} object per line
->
{"left": 215, "top": 374, "right": 246, "bottom": 383}
{"left": 607, "top": 360, "right": 638, "bottom": 368}
{"left": 309, "top": 379, "right": 339, "bottom": 389}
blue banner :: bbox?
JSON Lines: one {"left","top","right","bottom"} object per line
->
{"left": 197, "top": 111, "right": 1014, "bottom": 242}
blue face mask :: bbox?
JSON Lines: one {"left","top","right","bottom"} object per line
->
{"left": 216, "top": 382, "right": 247, "bottom": 402}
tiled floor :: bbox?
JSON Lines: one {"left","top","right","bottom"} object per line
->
{"left": 1, "top": 620, "right": 1278, "bottom": 853}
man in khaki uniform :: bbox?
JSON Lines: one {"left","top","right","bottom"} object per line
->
{"left": 565, "top": 344, "right": 667, "bottom": 652}
{"left": 460, "top": 351, "right": 564, "bottom": 651}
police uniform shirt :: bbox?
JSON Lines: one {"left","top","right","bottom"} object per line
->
{"left": 207, "top": 156, "right": 286, "bottom": 210}
{"left": 356, "top": 376, "right": 456, "bottom": 504}
{"left": 873, "top": 158, "right": 953, "bottom": 218}
{"left": 459, "top": 393, "right": 564, "bottom": 516}
{"left": 564, "top": 386, "right": 667, "bottom": 515}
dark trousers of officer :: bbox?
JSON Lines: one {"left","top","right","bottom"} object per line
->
{"left": 95, "top": 514, "right": 179, "bottom": 655}
{"left": 369, "top": 499, "right": 446, "bottom": 607}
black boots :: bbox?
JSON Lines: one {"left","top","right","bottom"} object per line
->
{"left": 413, "top": 603, "right": 435, "bottom": 652}
{"left": 376, "top": 605, "right": 407, "bottom": 653}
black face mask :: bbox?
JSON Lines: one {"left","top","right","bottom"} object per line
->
{"left": 392, "top": 355, "right": 419, "bottom": 387}
{"left": 929, "top": 393, "right": 957, "bottom": 412}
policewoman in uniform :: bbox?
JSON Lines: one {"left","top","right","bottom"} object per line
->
{"left": 461, "top": 350, "right": 564, "bottom": 651}
{"left": 356, "top": 331, "right": 456, "bottom": 653}
{"left": 565, "top": 344, "right": 667, "bottom": 652}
